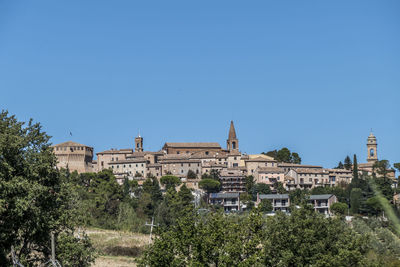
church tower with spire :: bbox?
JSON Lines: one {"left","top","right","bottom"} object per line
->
{"left": 367, "top": 132, "right": 378, "bottom": 163}
{"left": 227, "top": 121, "right": 239, "bottom": 152}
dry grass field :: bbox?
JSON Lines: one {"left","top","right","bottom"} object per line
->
{"left": 85, "top": 228, "right": 150, "bottom": 267}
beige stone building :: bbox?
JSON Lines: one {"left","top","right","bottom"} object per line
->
{"left": 256, "top": 167, "right": 285, "bottom": 187}
{"left": 52, "top": 141, "right": 94, "bottom": 173}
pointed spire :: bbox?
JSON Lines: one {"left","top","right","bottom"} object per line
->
{"left": 228, "top": 120, "right": 237, "bottom": 140}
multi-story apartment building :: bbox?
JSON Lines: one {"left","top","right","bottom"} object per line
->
{"left": 209, "top": 192, "right": 240, "bottom": 212}
{"left": 219, "top": 169, "right": 246, "bottom": 192}
{"left": 256, "top": 194, "right": 290, "bottom": 212}
{"left": 308, "top": 194, "right": 337, "bottom": 215}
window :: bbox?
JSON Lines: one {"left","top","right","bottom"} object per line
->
{"left": 177, "top": 151, "right": 180, "bottom": 154}
{"left": 205, "top": 151, "right": 209, "bottom": 155}
{"left": 116, "top": 157, "right": 118, "bottom": 161}
{"left": 101, "top": 161, "right": 104, "bottom": 166}
{"left": 123, "top": 165, "right": 126, "bottom": 168}
{"left": 136, "top": 164, "right": 138, "bottom": 167}
{"left": 189, "top": 163, "right": 191, "bottom": 167}
{"left": 233, "top": 163, "right": 238, "bottom": 167}
{"left": 370, "top": 149, "right": 374, "bottom": 157}
{"left": 234, "top": 157, "right": 237, "bottom": 160}
{"left": 117, "top": 165, "right": 119, "bottom": 168}
{"left": 129, "top": 164, "right": 131, "bottom": 168}
{"left": 181, "top": 170, "right": 184, "bottom": 173}
{"left": 112, "top": 166, "right": 114, "bottom": 169}
{"left": 309, "top": 178, "right": 312, "bottom": 182}
{"left": 112, "top": 157, "right": 114, "bottom": 161}
{"left": 141, "top": 164, "right": 143, "bottom": 167}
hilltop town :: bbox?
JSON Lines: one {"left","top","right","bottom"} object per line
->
{"left": 52, "top": 121, "right": 397, "bottom": 213}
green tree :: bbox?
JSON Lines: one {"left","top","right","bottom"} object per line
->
{"left": 187, "top": 170, "right": 197, "bottom": 179}
{"left": 274, "top": 181, "right": 287, "bottom": 194}
{"left": 292, "top": 152, "right": 301, "bottom": 164}
{"left": 330, "top": 202, "right": 348, "bottom": 216}
{"left": 350, "top": 188, "right": 362, "bottom": 214}
{"left": 259, "top": 199, "right": 273, "bottom": 213}
{"left": 199, "top": 178, "right": 220, "bottom": 194}
{"left": 289, "top": 188, "right": 309, "bottom": 205}
{"left": 250, "top": 183, "right": 271, "bottom": 199}
{"left": 353, "top": 154, "right": 359, "bottom": 182}
{"left": 160, "top": 175, "right": 181, "bottom": 190}
{"left": 336, "top": 161, "right": 344, "bottom": 169}
{"left": 263, "top": 147, "right": 302, "bottom": 164}
{"left": 394, "top": 163, "right": 400, "bottom": 178}
{"left": 344, "top": 155, "right": 352, "bottom": 170}
{"left": 373, "top": 160, "right": 391, "bottom": 178}
{"left": 263, "top": 205, "right": 368, "bottom": 266}
{"left": 245, "top": 175, "right": 255, "bottom": 192}
{"left": 0, "top": 111, "right": 95, "bottom": 266}
{"left": 365, "top": 196, "right": 384, "bottom": 216}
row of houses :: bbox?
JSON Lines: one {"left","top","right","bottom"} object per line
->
{"left": 209, "top": 193, "right": 338, "bottom": 215}
{"left": 52, "top": 123, "right": 396, "bottom": 194}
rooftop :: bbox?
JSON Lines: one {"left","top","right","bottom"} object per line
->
{"left": 259, "top": 194, "right": 289, "bottom": 200}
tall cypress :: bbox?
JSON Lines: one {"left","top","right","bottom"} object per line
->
{"left": 352, "top": 154, "right": 359, "bottom": 188}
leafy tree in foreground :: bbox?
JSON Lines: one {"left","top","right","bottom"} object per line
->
{"left": 0, "top": 111, "right": 95, "bottom": 266}
{"left": 263, "top": 205, "right": 368, "bottom": 266}
{"left": 139, "top": 206, "right": 370, "bottom": 266}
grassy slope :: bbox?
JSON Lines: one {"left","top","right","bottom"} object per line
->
{"left": 85, "top": 228, "right": 150, "bottom": 267}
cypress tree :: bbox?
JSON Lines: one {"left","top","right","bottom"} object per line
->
{"left": 352, "top": 154, "right": 359, "bottom": 186}
{"left": 344, "top": 156, "right": 352, "bottom": 170}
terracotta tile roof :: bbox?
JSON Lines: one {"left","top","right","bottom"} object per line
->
{"left": 109, "top": 158, "right": 147, "bottom": 164}
{"left": 295, "top": 168, "right": 328, "bottom": 174}
{"left": 257, "top": 167, "right": 284, "bottom": 173}
{"left": 97, "top": 148, "right": 133, "bottom": 155}
{"left": 278, "top": 163, "right": 322, "bottom": 168}
{"left": 245, "top": 156, "right": 275, "bottom": 162}
{"left": 53, "top": 141, "right": 91, "bottom": 148}
{"left": 164, "top": 142, "right": 221, "bottom": 148}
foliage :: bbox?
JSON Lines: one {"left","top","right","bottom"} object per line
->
{"left": 244, "top": 175, "right": 255, "bottom": 192}
{"left": 336, "top": 161, "right": 344, "bottom": 169}
{"left": 350, "top": 188, "right": 363, "bottom": 214}
{"left": 344, "top": 155, "right": 353, "bottom": 170}
{"left": 0, "top": 110, "right": 95, "bottom": 266}
{"left": 264, "top": 205, "right": 368, "bottom": 266}
{"left": 289, "top": 188, "right": 309, "bottom": 205}
{"left": 56, "top": 231, "right": 96, "bottom": 267}
{"left": 160, "top": 175, "right": 181, "bottom": 190}
{"left": 330, "top": 202, "right": 348, "bottom": 215}
{"left": 262, "top": 147, "right": 302, "bottom": 164}
{"left": 273, "top": 181, "right": 287, "bottom": 194}
{"left": 250, "top": 183, "right": 271, "bottom": 200}
{"left": 259, "top": 199, "right": 273, "bottom": 213}
{"left": 199, "top": 178, "right": 220, "bottom": 193}
{"left": 373, "top": 160, "right": 391, "bottom": 178}
{"left": 140, "top": 205, "right": 372, "bottom": 266}
{"left": 187, "top": 169, "right": 197, "bottom": 179}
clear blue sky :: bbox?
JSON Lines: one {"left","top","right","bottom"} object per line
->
{"left": 0, "top": 1, "right": 399, "bottom": 169}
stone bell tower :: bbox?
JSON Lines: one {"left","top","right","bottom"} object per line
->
{"left": 227, "top": 121, "right": 239, "bottom": 152}
{"left": 367, "top": 132, "right": 378, "bottom": 163}
{"left": 135, "top": 134, "right": 143, "bottom": 152}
